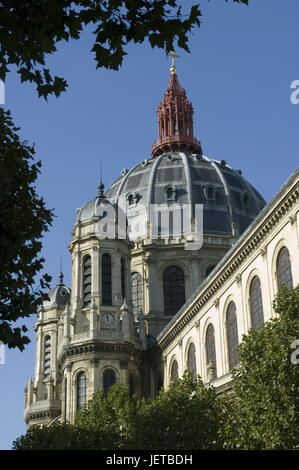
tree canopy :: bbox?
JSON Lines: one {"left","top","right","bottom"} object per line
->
{"left": 0, "top": 109, "right": 53, "bottom": 350}
{"left": 222, "top": 285, "right": 299, "bottom": 450}
{"left": 13, "top": 373, "right": 224, "bottom": 450}
{"left": 0, "top": 0, "right": 248, "bottom": 99}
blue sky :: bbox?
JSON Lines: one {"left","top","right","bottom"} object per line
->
{"left": 0, "top": 0, "right": 298, "bottom": 449}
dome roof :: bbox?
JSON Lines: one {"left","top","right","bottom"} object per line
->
{"left": 77, "top": 152, "right": 265, "bottom": 240}
{"left": 105, "top": 153, "right": 265, "bottom": 238}
{"left": 42, "top": 274, "right": 71, "bottom": 308}
{"left": 77, "top": 195, "right": 117, "bottom": 223}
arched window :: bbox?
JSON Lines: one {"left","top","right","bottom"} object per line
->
{"left": 249, "top": 276, "right": 264, "bottom": 331}
{"left": 163, "top": 266, "right": 185, "bottom": 316}
{"left": 170, "top": 360, "right": 178, "bottom": 382}
{"left": 129, "top": 374, "right": 137, "bottom": 398}
{"left": 77, "top": 372, "right": 86, "bottom": 410}
{"left": 187, "top": 343, "right": 197, "bottom": 381}
{"left": 103, "top": 369, "right": 116, "bottom": 395}
{"left": 102, "top": 254, "right": 112, "bottom": 305}
{"left": 82, "top": 255, "right": 91, "bottom": 308}
{"left": 276, "top": 246, "right": 293, "bottom": 291}
{"left": 44, "top": 335, "right": 51, "bottom": 378}
{"left": 121, "top": 258, "right": 126, "bottom": 299}
{"left": 206, "top": 324, "right": 217, "bottom": 378}
{"left": 131, "top": 272, "right": 143, "bottom": 318}
{"left": 226, "top": 302, "right": 239, "bottom": 370}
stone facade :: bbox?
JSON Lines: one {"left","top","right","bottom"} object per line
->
{"left": 156, "top": 168, "right": 299, "bottom": 393}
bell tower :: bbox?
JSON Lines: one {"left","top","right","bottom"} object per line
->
{"left": 152, "top": 51, "right": 202, "bottom": 158}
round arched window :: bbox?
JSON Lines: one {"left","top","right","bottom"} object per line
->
{"left": 187, "top": 343, "right": 197, "bottom": 381}
{"left": 276, "top": 246, "right": 293, "bottom": 291}
{"left": 226, "top": 302, "right": 239, "bottom": 370}
{"left": 170, "top": 360, "right": 179, "bottom": 382}
{"left": 249, "top": 276, "right": 264, "bottom": 331}
{"left": 77, "top": 372, "right": 86, "bottom": 410}
{"left": 103, "top": 368, "right": 116, "bottom": 395}
{"left": 206, "top": 324, "right": 217, "bottom": 378}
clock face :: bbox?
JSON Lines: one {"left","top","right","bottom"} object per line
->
{"left": 102, "top": 313, "right": 114, "bottom": 327}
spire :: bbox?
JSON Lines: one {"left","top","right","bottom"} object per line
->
{"left": 58, "top": 254, "right": 64, "bottom": 285}
{"left": 152, "top": 53, "right": 202, "bottom": 158}
{"left": 58, "top": 271, "right": 64, "bottom": 286}
{"left": 98, "top": 160, "right": 105, "bottom": 197}
{"left": 167, "top": 50, "right": 180, "bottom": 75}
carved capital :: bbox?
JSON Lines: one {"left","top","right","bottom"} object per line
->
{"left": 259, "top": 245, "right": 267, "bottom": 258}
{"left": 235, "top": 273, "right": 242, "bottom": 287}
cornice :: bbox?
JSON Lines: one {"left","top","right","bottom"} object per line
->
{"left": 58, "top": 340, "right": 145, "bottom": 366}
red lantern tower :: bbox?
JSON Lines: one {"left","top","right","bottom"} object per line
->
{"left": 152, "top": 51, "right": 202, "bottom": 158}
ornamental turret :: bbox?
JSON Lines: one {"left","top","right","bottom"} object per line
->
{"left": 152, "top": 51, "right": 202, "bottom": 157}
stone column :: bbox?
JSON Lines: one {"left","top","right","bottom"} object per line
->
{"left": 65, "top": 364, "right": 72, "bottom": 423}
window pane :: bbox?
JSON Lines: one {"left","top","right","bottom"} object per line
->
{"left": 131, "top": 272, "right": 143, "bottom": 318}
{"left": 277, "top": 247, "right": 293, "bottom": 291}
{"left": 102, "top": 254, "right": 112, "bottom": 305}
{"left": 163, "top": 266, "right": 185, "bottom": 316}
{"left": 226, "top": 302, "right": 239, "bottom": 370}
{"left": 206, "top": 324, "right": 217, "bottom": 378}
{"left": 170, "top": 360, "right": 178, "bottom": 381}
{"left": 103, "top": 369, "right": 116, "bottom": 395}
{"left": 187, "top": 343, "right": 197, "bottom": 381}
{"left": 77, "top": 373, "right": 86, "bottom": 409}
{"left": 250, "top": 276, "right": 264, "bottom": 331}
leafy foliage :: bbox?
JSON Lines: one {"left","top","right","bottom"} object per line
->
{"left": 0, "top": 109, "right": 53, "bottom": 350}
{"left": 133, "top": 372, "right": 224, "bottom": 450}
{"left": 75, "top": 383, "right": 144, "bottom": 449}
{"left": 13, "top": 373, "right": 223, "bottom": 450}
{"left": 221, "top": 285, "right": 299, "bottom": 450}
{"left": 12, "top": 422, "right": 117, "bottom": 450}
{"left": 0, "top": 0, "right": 247, "bottom": 99}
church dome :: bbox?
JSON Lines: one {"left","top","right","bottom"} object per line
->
{"left": 104, "top": 153, "right": 265, "bottom": 239}
{"left": 77, "top": 65, "right": 266, "bottom": 240}
{"left": 42, "top": 274, "right": 71, "bottom": 308}
{"left": 77, "top": 194, "right": 117, "bottom": 223}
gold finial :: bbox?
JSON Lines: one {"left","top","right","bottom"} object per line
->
{"left": 167, "top": 50, "right": 180, "bottom": 75}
